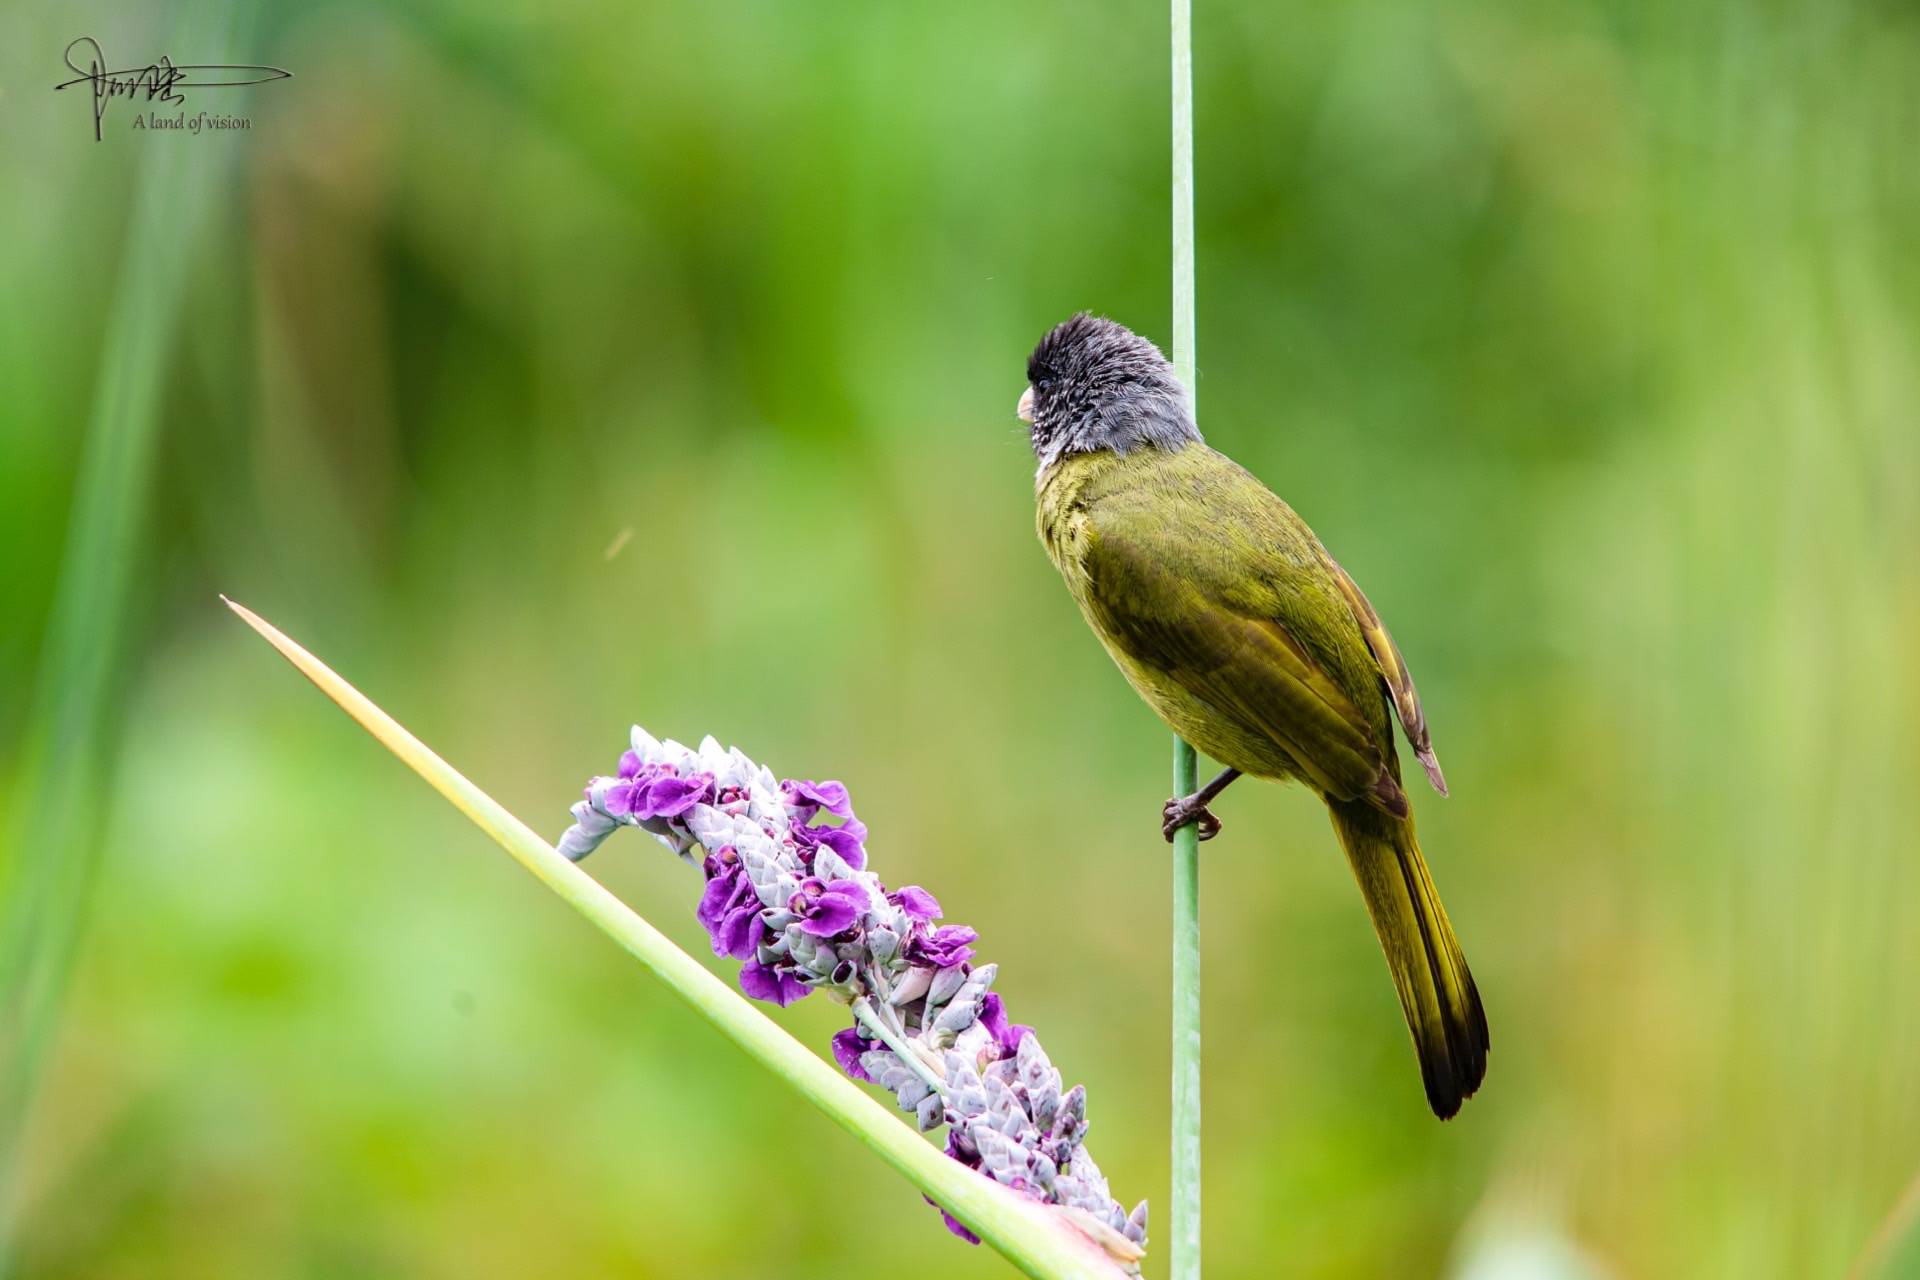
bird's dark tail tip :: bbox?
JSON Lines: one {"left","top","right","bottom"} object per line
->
{"left": 1329, "top": 796, "right": 1489, "bottom": 1119}
{"left": 1422, "top": 967, "right": 1489, "bottom": 1120}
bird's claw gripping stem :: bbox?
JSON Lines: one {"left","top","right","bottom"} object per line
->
{"left": 1162, "top": 795, "right": 1221, "bottom": 842}
{"left": 1161, "top": 766, "right": 1240, "bottom": 843}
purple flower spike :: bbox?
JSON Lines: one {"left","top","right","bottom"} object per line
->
{"left": 781, "top": 778, "right": 854, "bottom": 820}
{"left": 788, "top": 877, "right": 873, "bottom": 938}
{"left": 907, "top": 924, "right": 978, "bottom": 971}
{"left": 831, "top": 1027, "right": 875, "bottom": 1082}
{"left": 892, "top": 885, "right": 941, "bottom": 922}
{"left": 739, "top": 959, "right": 810, "bottom": 1007}
{"left": 555, "top": 728, "right": 1147, "bottom": 1260}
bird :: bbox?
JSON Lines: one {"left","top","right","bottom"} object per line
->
{"left": 1019, "top": 312, "right": 1487, "bottom": 1118}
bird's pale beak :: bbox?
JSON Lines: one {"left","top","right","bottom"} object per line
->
{"left": 1017, "top": 386, "right": 1035, "bottom": 423}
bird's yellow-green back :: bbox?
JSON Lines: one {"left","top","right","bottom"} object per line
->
{"left": 1037, "top": 442, "right": 1394, "bottom": 789}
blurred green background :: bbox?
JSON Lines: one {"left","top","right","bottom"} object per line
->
{"left": 4, "top": 0, "right": 1918, "bottom": 1276}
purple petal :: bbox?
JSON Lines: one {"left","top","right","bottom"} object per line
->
{"left": 782, "top": 779, "right": 853, "bottom": 819}
{"left": 601, "top": 781, "right": 641, "bottom": 818}
{"left": 908, "top": 923, "right": 977, "bottom": 970}
{"left": 831, "top": 1027, "right": 874, "bottom": 1082}
{"left": 618, "top": 750, "right": 645, "bottom": 779}
{"left": 715, "top": 903, "right": 764, "bottom": 960}
{"left": 739, "top": 960, "right": 810, "bottom": 1007}
{"left": 640, "top": 772, "right": 713, "bottom": 819}
{"left": 695, "top": 872, "right": 736, "bottom": 931}
{"left": 923, "top": 1200, "right": 981, "bottom": 1246}
{"left": 893, "top": 885, "right": 941, "bottom": 922}
{"left": 944, "top": 1128, "right": 981, "bottom": 1167}
{"left": 811, "top": 820, "right": 867, "bottom": 870}
{"left": 696, "top": 860, "right": 752, "bottom": 933}
{"left": 798, "top": 894, "right": 860, "bottom": 938}
{"left": 822, "top": 878, "right": 872, "bottom": 913}
{"left": 979, "top": 994, "right": 1033, "bottom": 1058}
{"left": 979, "top": 992, "right": 1009, "bottom": 1044}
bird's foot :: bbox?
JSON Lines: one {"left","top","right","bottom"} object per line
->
{"left": 1162, "top": 794, "right": 1222, "bottom": 843}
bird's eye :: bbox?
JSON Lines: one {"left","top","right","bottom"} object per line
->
{"left": 1036, "top": 377, "right": 1055, "bottom": 393}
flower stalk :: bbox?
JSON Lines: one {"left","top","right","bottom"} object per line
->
{"left": 851, "top": 995, "right": 947, "bottom": 1096}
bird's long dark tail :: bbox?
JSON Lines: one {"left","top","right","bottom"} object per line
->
{"left": 1327, "top": 791, "right": 1488, "bottom": 1118}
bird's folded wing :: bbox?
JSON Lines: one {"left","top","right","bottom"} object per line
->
{"left": 1318, "top": 551, "right": 1448, "bottom": 796}
{"left": 1081, "top": 515, "right": 1386, "bottom": 802}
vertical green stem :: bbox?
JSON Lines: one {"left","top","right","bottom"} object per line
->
{"left": 1169, "top": 0, "right": 1202, "bottom": 1275}
{"left": 1168, "top": 741, "right": 1201, "bottom": 1279}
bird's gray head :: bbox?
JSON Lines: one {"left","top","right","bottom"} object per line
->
{"left": 1018, "top": 313, "right": 1199, "bottom": 469}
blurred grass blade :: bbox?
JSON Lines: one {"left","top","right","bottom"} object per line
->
{"left": 0, "top": 9, "right": 235, "bottom": 1259}
{"left": 221, "top": 598, "right": 1134, "bottom": 1280}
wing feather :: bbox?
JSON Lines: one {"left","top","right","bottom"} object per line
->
{"left": 1081, "top": 516, "right": 1389, "bottom": 803}
{"left": 1319, "top": 552, "right": 1447, "bottom": 795}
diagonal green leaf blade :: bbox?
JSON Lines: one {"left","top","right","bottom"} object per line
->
{"left": 222, "top": 596, "right": 1133, "bottom": 1280}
